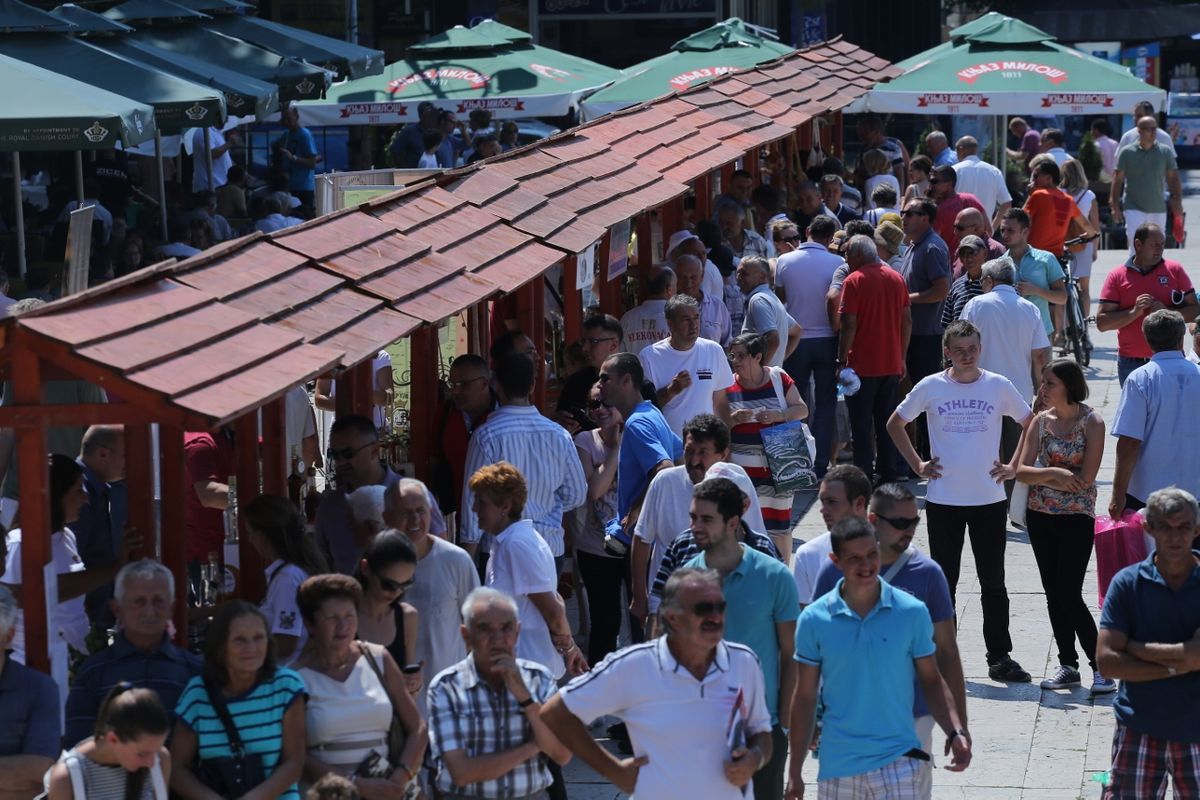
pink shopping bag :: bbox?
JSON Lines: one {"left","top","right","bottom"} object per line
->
{"left": 1094, "top": 511, "right": 1149, "bottom": 608}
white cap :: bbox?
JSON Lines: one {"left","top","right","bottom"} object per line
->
{"left": 666, "top": 229, "right": 700, "bottom": 256}
{"left": 703, "top": 462, "right": 766, "bottom": 533}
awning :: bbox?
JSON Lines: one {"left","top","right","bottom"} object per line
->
{"left": 0, "top": 0, "right": 74, "bottom": 31}
{"left": 206, "top": 15, "right": 385, "bottom": 80}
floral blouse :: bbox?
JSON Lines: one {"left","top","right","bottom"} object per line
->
{"left": 1028, "top": 405, "right": 1097, "bottom": 517}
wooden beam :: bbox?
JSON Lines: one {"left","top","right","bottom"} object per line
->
{"left": 261, "top": 397, "right": 287, "bottom": 497}
{"left": 832, "top": 111, "right": 843, "bottom": 158}
{"left": 352, "top": 359, "right": 375, "bottom": 421}
{"left": 515, "top": 281, "right": 546, "bottom": 410}
{"left": 598, "top": 233, "right": 622, "bottom": 318}
{"left": 124, "top": 424, "right": 154, "bottom": 561}
{"left": 694, "top": 173, "right": 714, "bottom": 221}
{"left": 745, "top": 146, "right": 762, "bottom": 184}
{"left": 635, "top": 213, "right": 654, "bottom": 301}
{"left": 334, "top": 370, "right": 355, "bottom": 420}
{"left": 660, "top": 197, "right": 685, "bottom": 249}
{"left": 12, "top": 348, "right": 50, "bottom": 673}
{"left": 0, "top": 403, "right": 158, "bottom": 427}
{"left": 159, "top": 425, "right": 188, "bottom": 647}
{"left": 408, "top": 327, "right": 439, "bottom": 483}
{"left": 562, "top": 255, "right": 582, "bottom": 346}
{"left": 234, "top": 413, "right": 265, "bottom": 603}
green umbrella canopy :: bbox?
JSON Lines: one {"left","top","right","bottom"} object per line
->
{"left": 96, "top": 35, "right": 279, "bottom": 120}
{"left": 859, "top": 12, "right": 1163, "bottom": 115}
{"left": 3, "top": 34, "right": 225, "bottom": 135}
{"left": 296, "top": 24, "right": 619, "bottom": 126}
{"left": 579, "top": 18, "right": 793, "bottom": 120}
{"left": 469, "top": 19, "right": 532, "bottom": 46}
{"left": 206, "top": 14, "right": 385, "bottom": 80}
{"left": 0, "top": 52, "right": 156, "bottom": 150}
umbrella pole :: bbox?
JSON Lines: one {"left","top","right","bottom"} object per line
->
{"left": 75, "top": 151, "right": 85, "bottom": 205}
{"left": 202, "top": 128, "right": 213, "bottom": 191}
{"left": 155, "top": 131, "right": 168, "bottom": 239}
{"left": 13, "top": 152, "right": 26, "bottom": 279}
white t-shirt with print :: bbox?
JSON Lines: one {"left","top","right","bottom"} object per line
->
{"left": 639, "top": 337, "right": 734, "bottom": 435}
{"left": 895, "top": 370, "right": 1032, "bottom": 507}
{"left": 621, "top": 300, "right": 670, "bottom": 357}
{"left": 263, "top": 560, "right": 310, "bottom": 662}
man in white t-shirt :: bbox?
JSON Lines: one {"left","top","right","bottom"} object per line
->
{"left": 791, "top": 464, "right": 872, "bottom": 607}
{"left": 952, "top": 136, "right": 1012, "bottom": 226}
{"left": 471, "top": 461, "right": 587, "bottom": 679}
{"left": 190, "top": 126, "right": 238, "bottom": 193}
{"left": 736, "top": 256, "right": 801, "bottom": 368}
{"left": 639, "top": 294, "right": 734, "bottom": 435}
{"left": 621, "top": 265, "right": 676, "bottom": 356}
{"left": 630, "top": 414, "right": 730, "bottom": 622}
{"left": 886, "top": 319, "right": 1033, "bottom": 684}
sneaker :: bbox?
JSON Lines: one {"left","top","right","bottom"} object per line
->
{"left": 988, "top": 656, "right": 1032, "bottom": 683}
{"left": 1040, "top": 664, "right": 1082, "bottom": 689}
{"left": 1091, "top": 671, "right": 1118, "bottom": 694}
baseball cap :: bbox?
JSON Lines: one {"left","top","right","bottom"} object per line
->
{"left": 667, "top": 229, "right": 700, "bottom": 255}
{"left": 957, "top": 234, "right": 986, "bottom": 254}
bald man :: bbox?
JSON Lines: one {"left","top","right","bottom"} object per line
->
{"left": 950, "top": 208, "right": 1005, "bottom": 278}
{"left": 952, "top": 136, "right": 1012, "bottom": 226}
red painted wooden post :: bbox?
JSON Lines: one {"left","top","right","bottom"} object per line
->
{"left": 660, "top": 197, "right": 685, "bottom": 248}
{"left": 832, "top": 111, "right": 844, "bottom": 158}
{"left": 234, "top": 413, "right": 265, "bottom": 603}
{"left": 746, "top": 146, "right": 762, "bottom": 184}
{"left": 159, "top": 426, "right": 188, "bottom": 646}
{"left": 335, "top": 370, "right": 355, "bottom": 420}
{"left": 562, "top": 255, "right": 582, "bottom": 345}
{"left": 515, "top": 281, "right": 546, "bottom": 410}
{"left": 261, "top": 397, "right": 287, "bottom": 497}
{"left": 694, "top": 173, "right": 714, "bottom": 221}
{"left": 124, "top": 424, "right": 154, "bottom": 560}
{"left": 12, "top": 348, "right": 50, "bottom": 673}
{"left": 352, "top": 360, "right": 376, "bottom": 421}
{"left": 597, "top": 233, "right": 622, "bottom": 318}
{"left": 408, "top": 327, "right": 440, "bottom": 483}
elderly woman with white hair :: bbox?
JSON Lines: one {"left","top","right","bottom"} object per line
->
{"left": 0, "top": 585, "right": 63, "bottom": 797}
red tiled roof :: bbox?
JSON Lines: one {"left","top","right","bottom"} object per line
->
{"left": 8, "top": 36, "right": 897, "bottom": 428}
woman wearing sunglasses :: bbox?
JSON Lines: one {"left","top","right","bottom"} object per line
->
{"left": 354, "top": 531, "right": 422, "bottom": 696}
{"left": 246, "top": 495, "right": 330, "bottom": 662}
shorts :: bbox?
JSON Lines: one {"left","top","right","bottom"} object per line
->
{"left": 818, "top": 754, "right": 930, "bottom": 799}
{"left": 1105, "top": 723, "right": 1200, "bottom": 799}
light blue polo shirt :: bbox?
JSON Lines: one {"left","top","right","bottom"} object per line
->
{"left": 686, "top": 545, "right": 799, "bottom": 725}
{"left": 794, "top": 578, "right": 935, "bottom": 780}
{"left": 1008, "top": 246, "right": 1065, "bottom": 335}
{"left": 1112, "top": 351, "right": 1200, "bottom": 503}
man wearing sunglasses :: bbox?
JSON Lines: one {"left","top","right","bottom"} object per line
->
{"left": 811, "top": 484, "right": 966, "bottom": 800}
{"left": 928, "top": 165, "right": 985, "bottom": 255}
{"left": 543, "top": 567, "right": 773, "bottom": 800}
{"left": 555, "top": 314, "right": 623, "bottom": 428}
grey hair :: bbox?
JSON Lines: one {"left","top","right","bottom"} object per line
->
{"left": 926, "top": 130, "right": 948, "bottom": 146}
{"left": 845, "top": 234, "right": 878, "bottom": 263}
{"left": 1145, "top": 486, "right": 1200, "bottom": 531}
{"left": 955, "top": 135, "right": 978, "bottom": 152}
{"left": 384, "top": 477, "right": 432, "bottom": 522}
{"left": 981, "top": 258, "right": 1015, "bottom": 286}
{"left": 659, "top": 567, "right": 722, "bottom": 631}
{"left": 1143, "top": 309, "right": 1186, "bottom": 354}
{"left": 461, "top": 586, "right": 519, "bottom": 627}
{"left": 738, "top": 256, "right": 770, "bottom": 279}
{"left": 664, "top": 292, "right": 700, "bottom": 321}
{"left": 0, "top": 585, "right": 16, "bottom": 638}
{"left": 672, "top": 253, "right": 702, "bottom": 272}
{"left": 114, "top": 559, "right": 175, "bottom": 603}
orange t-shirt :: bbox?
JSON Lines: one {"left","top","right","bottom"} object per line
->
{"left": 1025, "top": 188, "right": 1079, "bottom": 255}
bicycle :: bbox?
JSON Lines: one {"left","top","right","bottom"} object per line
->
{"left": 1057, "top": 233, "right": 1100, "bottom": 367}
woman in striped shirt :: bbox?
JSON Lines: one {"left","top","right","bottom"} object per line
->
{"left": 170, "top": 602, "right": 308, "bottom": 800}
{"left": 715, "top": 333, "right": 809, "bottom": 557}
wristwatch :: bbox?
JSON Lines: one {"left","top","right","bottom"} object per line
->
{"left": 518, "top": 696, "right": 537, "bottom": 708}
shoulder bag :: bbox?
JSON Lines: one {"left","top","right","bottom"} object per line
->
{"left": 757, "top": 368, "right": 818, "bottom": 493}
{"left": 195, "top": 680, "right": 267, "bottom": 798}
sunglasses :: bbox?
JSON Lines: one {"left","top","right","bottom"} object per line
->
{"left": 927, "top": 178, "right": 943, "bottom": 185}
{"left": 902, "top": 209, "right": 926, "bottom": 218}
{"left": 326, "top": 441, "right": 375, "bottom": 461}
{"left": 692, "top": 600, "right": 727, "bottom": 617}
{"left": 379, "top": 576, "right": 415, "bottom": 594}
{"left": 776, "top": 234, "right": 802, "bottom": 244}
{"left": 583, "top": 336, "right": 619, "bottom": 346}
{"left": 587, "top": 399, "right": 612, "bottom": 410}
{"left": 877, "top": 514, "right": 921, "bottom": 530}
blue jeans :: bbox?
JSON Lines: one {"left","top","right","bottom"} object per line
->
{"left": 1117, "top": 355, "right": 1149, "bottom": 386}
{"left": 784, "top": 336, "right": 838, "bottom": 477}
{"left": 845, "top": 374, "right": 900, "bottom": 483}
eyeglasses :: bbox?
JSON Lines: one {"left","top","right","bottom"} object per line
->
{"left": 877, "top": 514, "right": 921, "bottom": 530}
{"left": 776, "top": 234, "right": 802, "bottom": 244}
{"left": 379, "top": 576, "right": 415, "bottom": 594}
{"left": 583, "top": 336, "right": 619, "bottom": 346}
{"left": 927, "top": 178, "right": 943, "bottom": 185}
{"left": 728, "top": 351, "right": 749, "bottom": 362}
{"left": 326, "top": 441, "right": 375, "bottom": 461}
{"left": 692, "top": 600, "right": 727, "bottom": 617}
{"left": 449, "top": 376, "right": 487, "bottom": 391}
{"left": 587, "top": 399, "right": 612, "bottom": 410}
{"left": 902, "top": 209, "right": 926, "bottom": 218}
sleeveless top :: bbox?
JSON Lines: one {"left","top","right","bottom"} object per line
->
{"left": 297, "top": 643, "right": 394, "bottom": 773}
{"left": 384, "top": 603, "right": 407, "bottom": 668}
{"left": 1028, "top": 406, "right": 1097, "bottom": 517}
{"left": 58, "top": 748, "right": 165, "bottom": 799}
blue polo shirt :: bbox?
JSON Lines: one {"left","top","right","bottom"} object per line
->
{"left": 617, "top": 401, "right": 682, "bottom": 519}
{"left": 795, "top": 579, "right": 935, "bottom": 780}
{"left": 1100, "top": 553, "right": 1200, "bottom": 742}
{"left": 1007, "top": 246, "right": 1065, "bottom": 336}
{"left": 686, "top": 545, "right": 799, "bottom": 725}
{"left": 0, "top": 655, "right": 61, "bottom": 758}
{"left": 812, "top": 548, "right": 954, "bottom": 719}
{"left": 899, "top": 228, "right": 950, "bottom": 336}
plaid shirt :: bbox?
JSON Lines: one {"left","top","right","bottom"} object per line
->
{"left": 650, "top": 525, "right": 781, "bottom": 605}
{"left": 428, "top": 655, "right": 556, "bottom": 799}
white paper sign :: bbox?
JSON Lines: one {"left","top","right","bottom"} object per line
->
{"left": 576, "top": 241, "right": 598, "bottom": 291}
{"left": 608, "top": 219, "right": 631, "bottom": 282}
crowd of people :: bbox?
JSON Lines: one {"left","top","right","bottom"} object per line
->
{"left": 2, "top": 105, "right": 1200, "bottom": 800}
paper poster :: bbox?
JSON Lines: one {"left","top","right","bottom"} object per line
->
{"left": 608, "top": 219, "right": 631, "bottom": 282}
{"left": 576, "top": 241, "right": 598, "bottom": 291}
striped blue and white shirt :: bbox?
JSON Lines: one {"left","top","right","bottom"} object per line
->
{"left": 459, "top": 405, "right": 587, "bottom": 556}
{"left": 175, "top": 668, "right": 307, "bottom": 800}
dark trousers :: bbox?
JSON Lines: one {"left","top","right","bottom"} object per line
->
{"left": 784, "top": 337, "right": 839, "bottom": 477}
{"left": 845, "top": 374, "right": 900, "bottom": 483}
{"left": 293, "top": 189, "right": 315, "bottom": 219}
{"left": 1027, "top": 510, "right": 1099, "bottom": 670}
{"left": 926, "top": 500, "right": 1013, "bottom": 659}
{"left": 752, "top": 724, "right": 789, "bottom": 800}
{"left": 576, "top": 550, "right": 627, "bottom": 665}
{"left": 906, "top": 335, "right": 944, "bottom": 460}
{"left": 547, "top": 761, "right": 566, "bottom": 800}
{"left": 1117, "top": 355, "right": 1149, "bottom": 387}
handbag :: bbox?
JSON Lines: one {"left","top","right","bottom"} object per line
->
{"left": 758, "top": 368, "right": 818, "bottom": 493}
{"left": 195, "top": 680, "right": 267, "bottom": 798}
{"left": 359, "top": 642, "right": 407, "bottom": 769}
{"left": 1095, "top": 511, "right": 1149, "bottom": 608}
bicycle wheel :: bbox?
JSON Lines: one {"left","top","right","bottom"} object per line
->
{"left": 1065, "top": 284, "right": 1086, "bottom": 365}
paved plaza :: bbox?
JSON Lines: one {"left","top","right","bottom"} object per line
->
{"left": 560, "top": 198, "right": 1200, "bottom": 799}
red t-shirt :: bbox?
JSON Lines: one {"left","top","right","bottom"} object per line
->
{"left": 1099, "top": 258, "right": 1195, "bottom": 358}
{"left": 839, "top": 262, "right": 911, "bottom": 377}
{"left": 934, "top": 192, "right": 985, "bottom": 253}
{"left": 184, "top": 431, "right": 235, "bottom": 562}
{"left": 1025, "top": 188, "right": 1079, "bottom": 255}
